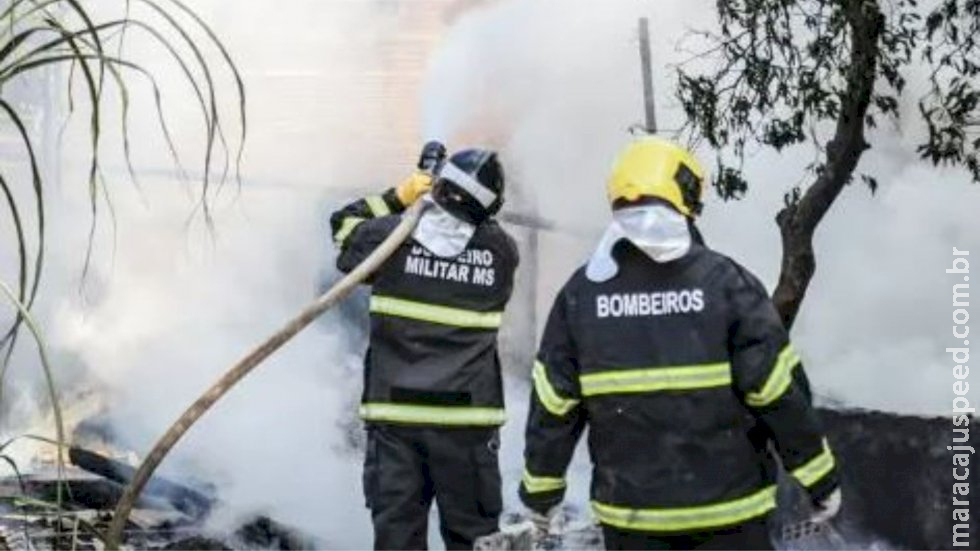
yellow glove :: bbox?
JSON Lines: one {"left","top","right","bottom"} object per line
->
{"left": 396, "top": 171, "right": 433, "bottom": 206}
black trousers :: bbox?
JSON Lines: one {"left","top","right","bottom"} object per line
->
{"left": 362, "top": 424, "right": 502, "bottom": 550}
{"left": 602, "top": 518, "right": 774, "bottom": 550}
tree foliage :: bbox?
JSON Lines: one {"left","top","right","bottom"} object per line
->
{"left": 920, "top": 0, "right": 980, "bottom": 179}
{"left": 676, "top": 0, "right": 979, "bottom": 328}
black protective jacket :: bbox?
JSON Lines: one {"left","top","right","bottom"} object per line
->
{"left": 519, "top": 240, "right": 839, "bottom": 534}
{"left": 331, "top": 189, "right": 519, "bottom": 427}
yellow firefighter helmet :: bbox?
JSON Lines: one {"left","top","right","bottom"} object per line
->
{"left": 606, "top": 137, "right": 706, "bottom": 217}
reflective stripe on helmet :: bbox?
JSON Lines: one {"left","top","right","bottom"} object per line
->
{"left": 591, "top": 485, "right": 777, "bottom": 533}
{"left": 333, "top": 216, "right": 365, "bottom": 246}
{"left": 365, "top": 195, "right": 390, "bottom": 217}
{"left": 440, "top": 161, "right": 498, "bottom": 208}
{"left": 532, "top": 361, "right": 580, "bottom": 416}
{"left": 791, "top": 438, "right": 835, "bottom": 488}
{"left": 579, "top": 362, "right": 731, "bottom": 397}
{"left": 369, "top": 295, "right": 503, "bottom": 329}
{"left": 359, "top": 403, "right": 506, "bottom": 426}
{"left": 522, "top": 468, "right": 566, "bottom": 494}
{"left": 745, "top": 344, "right": 801, "bottom": 407}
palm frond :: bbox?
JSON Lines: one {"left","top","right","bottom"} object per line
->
{"left": 0, "top": 280, "right": 66, "bottom": 510}
{"left": 0, "top": 98, "right": 45, "bottom": 366}
{"left": 0, "top": 174, "right": 28, "bottom": 407}
{"left": 0, "top": 0, "right": 246, "bottom": 522}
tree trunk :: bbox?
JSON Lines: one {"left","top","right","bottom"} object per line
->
{"left": 773, "top": 204, "right": 816, "bottom": 329}
{"left": 772, "top": 0, "right": 882, "bottom": 330}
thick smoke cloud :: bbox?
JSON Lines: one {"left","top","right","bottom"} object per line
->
{"left": 2, "top": 0, "right": 978, "bottom": 548}
{"left": 421, "top": 0, "right": 980, "bottom": 416}
{"left": 2, "top": 0, "right": 401, "bottom": 546}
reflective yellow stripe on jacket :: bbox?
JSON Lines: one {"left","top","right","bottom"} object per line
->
{"left": 369, "top": 296, "right": 503, "bottom": 329}
{"left": 592, "top": 485, "right": 777, "bottom": 533}
{"left": 791, "top": 438, "right": 836, "bottom": 488}
{"left": 333, "top": 216, "right": 365, "bottom": 246}
{"left": 365, "top": 195, "right": 390, "bottom": 217}
{"left": 532, "top": 361, "right": 580, "bottom": 416}
{"left": 579, "top": 362, "right": 731, "bottom": 397}
{"left": 522, "top": 468, "right": 566, "bottom": 494}
{"left": 359, "top": 403, "right": 506, "bottom": 426}
{"left": 746, "top": 344, "right": 801, "bottom": 407}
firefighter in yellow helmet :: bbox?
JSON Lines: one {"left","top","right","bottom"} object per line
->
{"left": 518, "top": 137, "right": 841, "bottom": 549}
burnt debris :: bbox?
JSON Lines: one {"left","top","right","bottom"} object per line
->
{"left": 3, "top": 408, "right": 976, "bottom": 549}
{"left": 0, "top": 446, "right": 316, "bottom": 550}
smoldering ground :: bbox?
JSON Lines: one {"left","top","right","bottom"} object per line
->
{"left": 1, "top": 0, "right": 979, "bottom": 548}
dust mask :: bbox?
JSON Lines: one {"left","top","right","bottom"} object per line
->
{"left": 586, "top": 204, "right": 692, "bottom": 282}
{"left": 613, "top": 204, "right": 692, "bottom": 263}
{"left": 412, "top": 196, "right": 476, "bottom": 258}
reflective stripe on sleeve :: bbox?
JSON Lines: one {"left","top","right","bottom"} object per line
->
{"left": 532, "top": 360, "right": 580, "bottom": 416}
{"left": 522, "top": 468, "right": 566, "bottom": 494}
{"left": 591, "top": 485, "right": 777, "bottom": 533}
{"left": 746, "top": 344, "right": 801, "bottom": 407}
{"left": 791, "top": 438, "right": 836, "bottom": 488}
{"left": 365, "top": 195, "right": 391, "bottom": 217}
{"left": 579, "top": 363, "right": 731, "bottom": 397}
{"left": 333, "top": 216, "right": 366, "bottom": 246}
{"left": 359, "top": 403, "right": 506, "bottom": 426}
{"left": 369, "top": 295, "right": 503, "bottom": 329}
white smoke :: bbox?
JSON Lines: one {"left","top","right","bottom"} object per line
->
{"left": 420, "top": 3, "right": 980, "bottom": 545}
{"left": 41, "top": 183, "right": 371, "bottom": 546}
{"left": 2, "top": 0, "right": 408, "bottom": 547}
{"left": 2, "top": 0, "right": 979, "bottom": 548}
{"left": 420, "top": 0, "right": 980, "bottom": 417}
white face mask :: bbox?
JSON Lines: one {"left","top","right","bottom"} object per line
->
{"left": 613, "top": 204, "right": 692, "bottom": 263}
{"left": 412, "top": 197, "right": 476, "bottom": 258}
{"left": 586, "top": 204, "right": 692, "bottom": 282}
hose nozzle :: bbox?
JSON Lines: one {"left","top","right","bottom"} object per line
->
{"left": 418, "top": 140, "right": 447, "bottom": 175}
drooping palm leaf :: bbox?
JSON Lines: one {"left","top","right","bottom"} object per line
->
{"left": 157, "top": 0, "right": 247, "bottom": 187}
{"left": 0, "top": 2, "right": 246, "bottom": 530}
{"left": 0, "top": 453, "right": 27, "bottom": 495}
{"left": 0, "top": 0, "right": 246, "bottom": 388}
{"left": 0, "top": 174, "right": 28, "bottom": 406}
{"left": 0, "top": 280, "right": 66, "bottom": 510}
{"left": 0, "top": 98, "right": 45, "bottom": 369}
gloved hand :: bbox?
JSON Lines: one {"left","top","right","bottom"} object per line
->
{"left": 395, "top": 171, "right": 433, "bottom": 206}
{"left": 781, "top": 487, "right": 842, "bottom": 542}
{"left": 527, "top": 507, "right": 556, "bottom": 539}
{"left": 809, "top": 487, "right": 842, "bottom": 524}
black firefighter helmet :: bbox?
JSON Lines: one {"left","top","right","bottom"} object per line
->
{"left": 432, "top": 149, "right": 504, "bottom": 225}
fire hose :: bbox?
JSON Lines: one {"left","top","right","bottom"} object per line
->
{"left": 104, "top": 199, "right": 430, "bottom": 549}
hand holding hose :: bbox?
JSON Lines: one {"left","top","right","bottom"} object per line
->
{"left": 396, "top": 172, "right": 434, "bottom": 206}
{"left": 396, "top": 140, "right": 447, "bottom": 206}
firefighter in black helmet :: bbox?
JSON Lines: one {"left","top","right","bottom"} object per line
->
{"left": 518, "top": 137, "right": 841, "bottom": 550}
{"left": 330, "top": 144, "right": 519, "bottom": 550}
